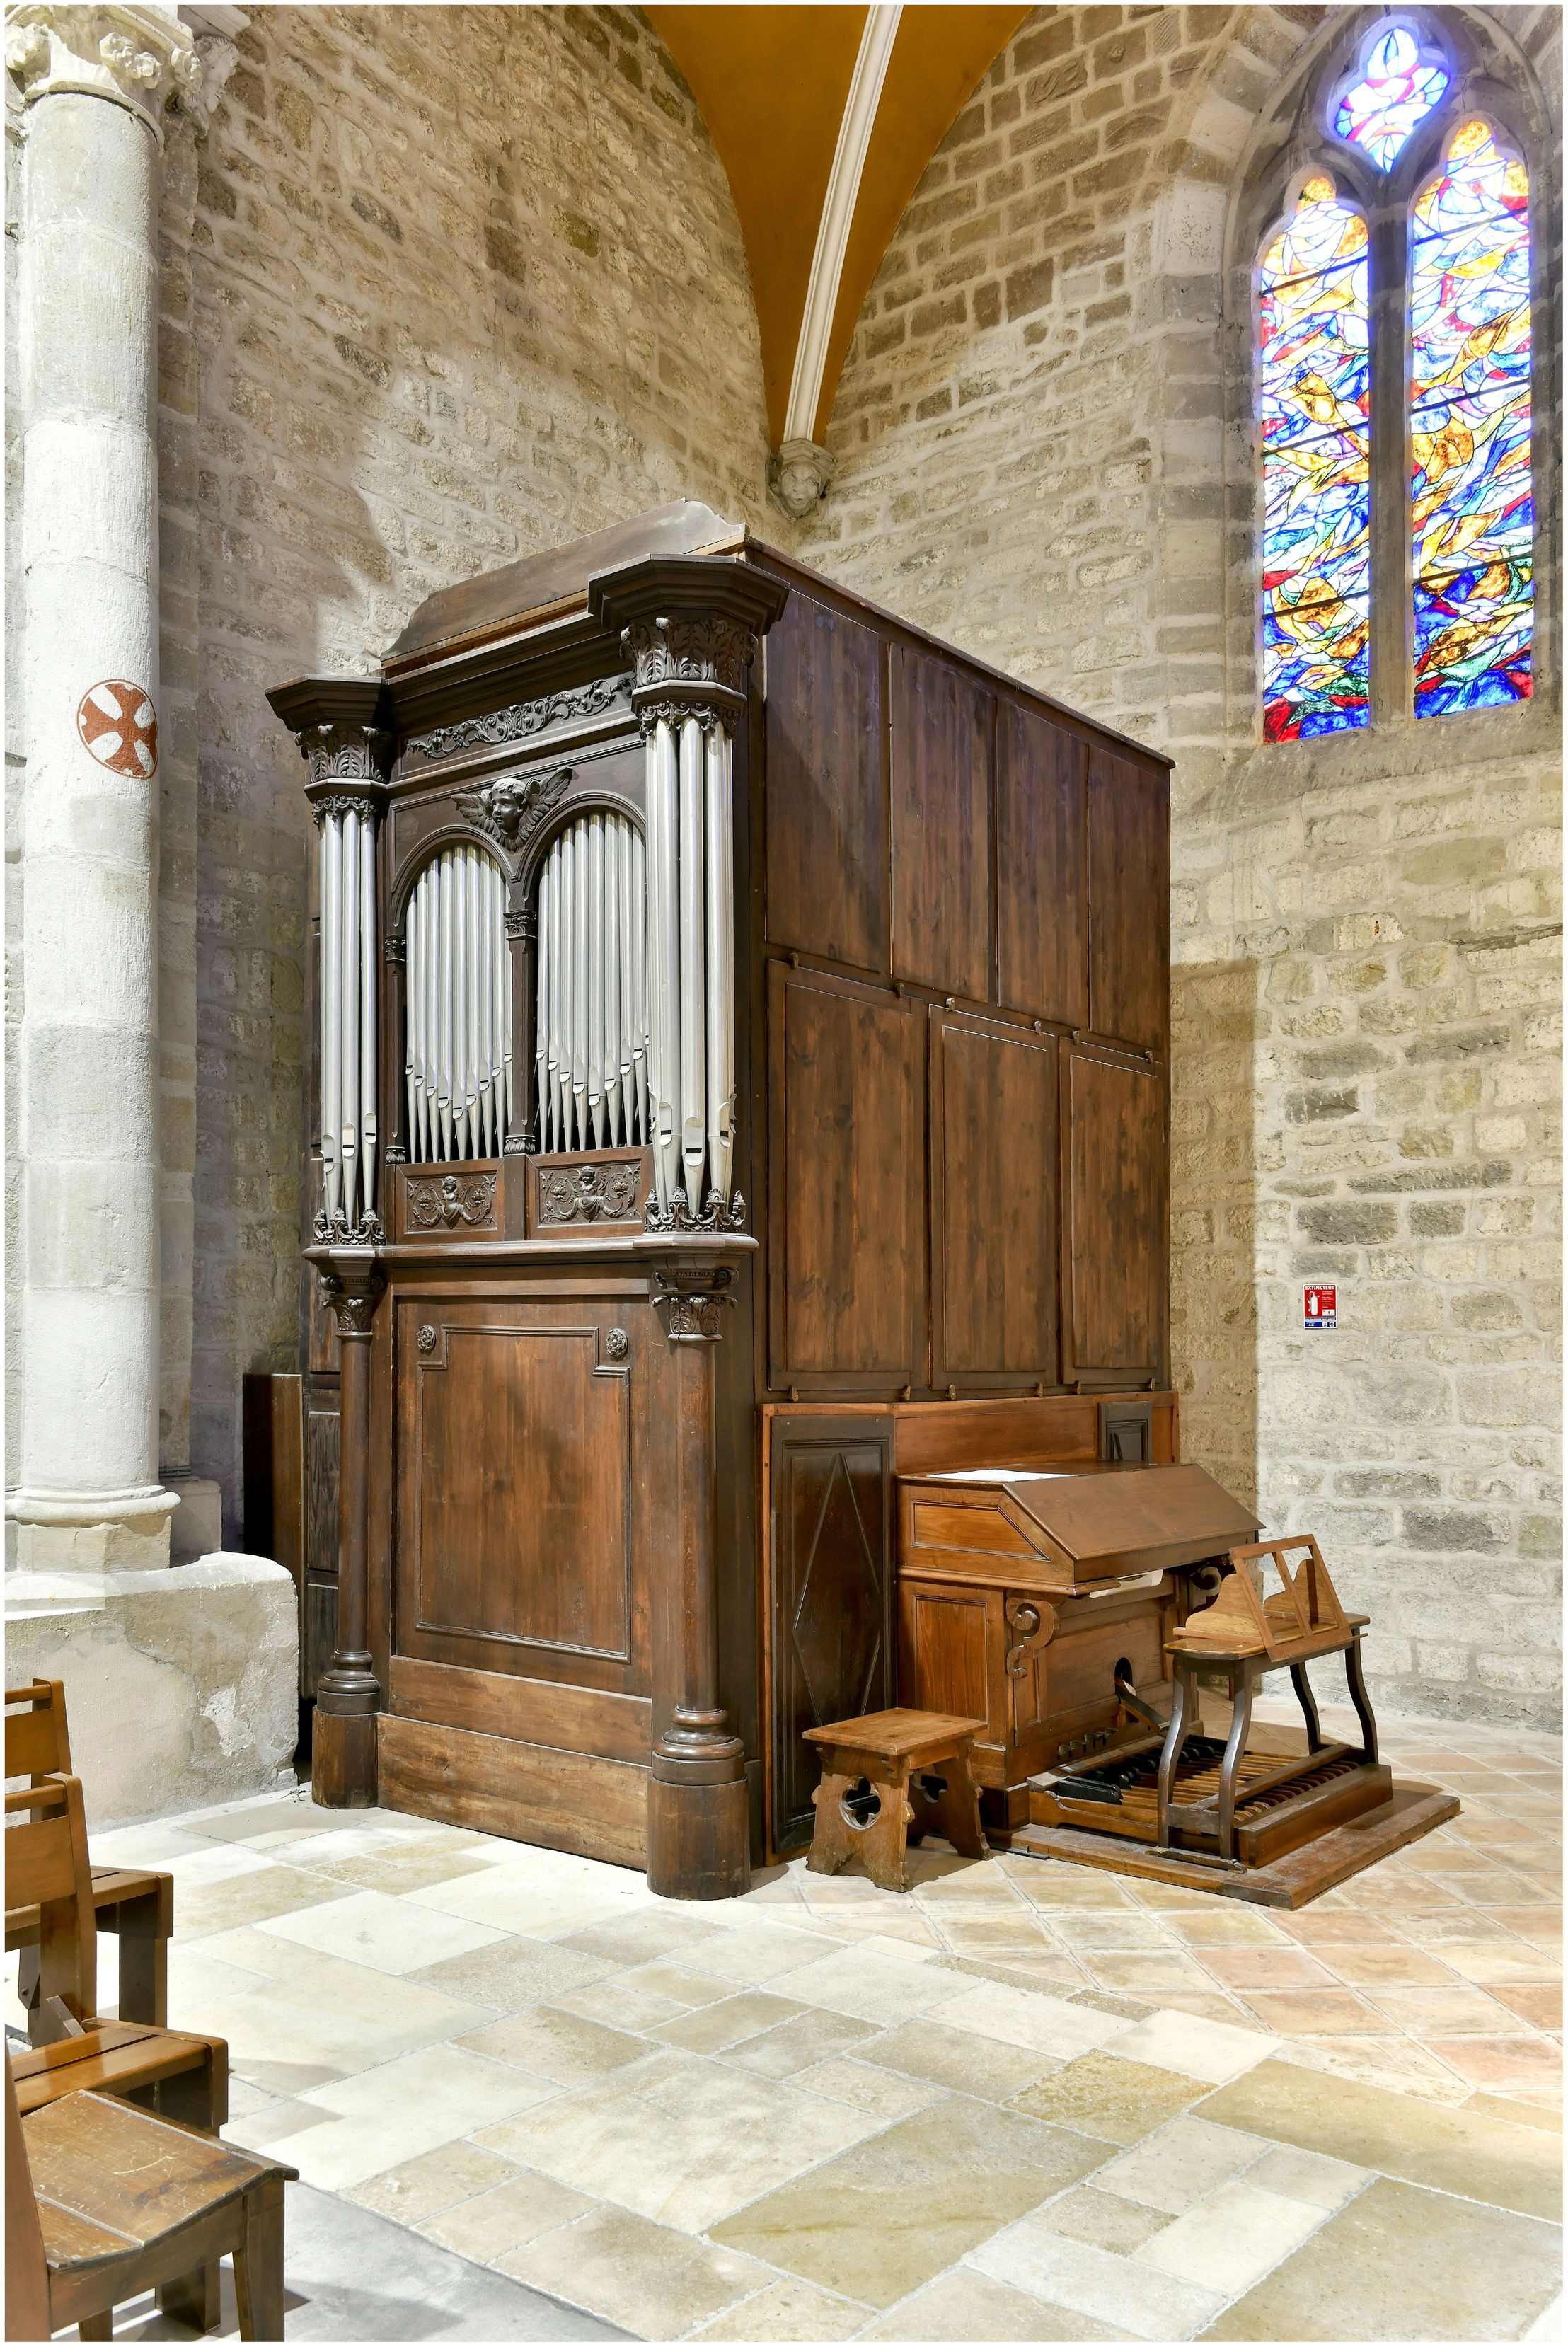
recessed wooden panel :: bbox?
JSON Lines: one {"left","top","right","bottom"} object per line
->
{"left": 1088, "top": 748, "right": 1168, "bottom": 1055}
{"left": 1064, "top": 1048, "right": 1166, "bottom": 1383}
{"left": 889, "top": 643, "right": 991, "bottom": 1000}
{"left": 765, "top": 592, "right": 886, "bottom": 969}
{"left": 899, "top": 1588, "right": 990, "bottom": 1722}
{"left": 305, "top": 1408, "right": 339, "bottom": 1582}
{"left": 768, "top": 963, "right": 926, "bottom": 1384}
{"left": 768, "top": 1417, "right": 895, "bottom": 1855}
{"left": 996, "top": 703, "right": 1088, "bottom": 1025}
{"left": 403, "top": 1317, "right": 631, "bottom": 1659}
{"left": 388, "top": 1656, "right": 651, "bottom": 1763}
{"left": 931, "top": 1010, "right": 1058, "bottom": 1382}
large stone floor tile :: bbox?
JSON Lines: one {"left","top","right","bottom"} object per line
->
{"left": 1104, "top": 2007, "right": 1272, "bottom": 2084}
{"left": 420, "top": 2169, "right": 599, "bottom": 2261}
{"left": 299, "top": 1846, "right": 499, "bottom": 1896}
{"left": 345, "top": 2140, "right": 521, "bottom": 2225}
{"left": 708, "top": 2097, "right": 1105, "bottom": 2307}
{"left": 935, "top": 1980, "right": 1132, "bottom": 2060}
{"left": 171, "top": 1863, "right": 352, "bottom": 1940}
{"left": 500, "top": 2203, "right": 773, "bottom": 2339}
{"left": 649, "top": 1987, "right": 805, "bottom": 2052}
{"left": 1420, "top": 2032, "right": 1563, "bottom": 2094}
{"left": 679, "top": 1922, "right": 848, "bottom": 1983}
{"left": 269, "top": 2043, "right": 559, "bottom": 2189}
{"left": 480, "top": 2048, "right": 886, "bottom": 2232}
{"left": 766, "top": 1944, "right": 975, "bottom": 2024}
{"left": 1034, "top": 2184, "right": 1170, "bottom": 2254}
{"left": 407, "top": 1934, "right": 620, "bottom": 2013}
{"left": 253, "top": 1886, "right": 509, "bottom": 1974}
{"left": 688, "top": 2276, "right": 870, "bottom": 2339}
{"left": 1432, "top": 1939, "right": 1562, "bottom": 1985}
{"left": 173, "top": 1951, "right": 495, "bottom": 2095}
{"left": 1200, "top": 2176, "right": 1562, "bottom": 2341}
{"left": 1091, "top": 2115, "right": 1268, "bottom": 2216}
{"left": 1011, "top": 2049, "right": 1207, "bottom": 2144}
{"left": 794, "top": 2054, "right": 945, "bottom": 2118}
{"left": 722, "top": 2006, "right": 880, "bottom": 2078}
{"left": 863, "top": 2017, "right": 1062, "bottom": 2103}
{"left": 1197, "top": 2055, "right": 1562, "bottom": 2218}
{"left": 557, "top": 1908, "right": 729, "bottom": 1965}
{"left": 969, "top": 2218, "right": 1226, "bottom": 2341}
{"left": 1136, "top": 2176, "right": 1326, "bottom": 2295}
{"left": 460, "top": 2004, "right": 664, "bottom": 2082}
{"left": 1245, "top": 2143, "right": 1369, "bottom": 2208}
{"left": 862, "top": 2268, "right": 1136, "bottom": 2339}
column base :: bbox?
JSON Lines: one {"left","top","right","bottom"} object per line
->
{"left": 646, "top": 1771, "right": 751, "bottom": 1901}
{"left": 7, "top": 1487, "right": 179, "bottom": 1572}
{"left": 4, "top": 1553, "right": 297, "bottom": 1826}
{"left": 311, "top": 1708, "right": 379, "bottom": 1809}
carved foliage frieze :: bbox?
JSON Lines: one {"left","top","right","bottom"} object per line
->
{"left": 405, "top": 1171, "right": 497, "bottom": 1230}
{"left": 408, "top": 674, "right": 629, "bottom": 762}
{"left": 454, "top": 765, "right": 571, "bottom": 859}
{"left": 644, "top": 1187, "right": 746, "bottom": 1234}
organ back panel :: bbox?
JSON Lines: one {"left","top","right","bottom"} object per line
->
{"left": 1088, "top": 746, "right": 1169, "bottom": 1056}
{"left": 889, "top": 645, "right": 993, "bottom": 1003}
{"left": 767, "top": 962, "right": 926, "bottom": 1390}
{"left": 930, "top": 1008, "right": 1058, "bottom": 1388}
{"left": 1062, "top": 1045, "right": 1167, "bottom": 1385}
{"left": 996, "top": 702, "right": 1089, "bottom": 1027}
{"left": 763, "top": 594, "right": 887, "bottom": 973}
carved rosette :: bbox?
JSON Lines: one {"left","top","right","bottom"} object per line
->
{"left": 538, "top": 1163, "right": 640, "bottom": 1226}
{"left": 405, "top": 1171, "right": 496, "bottom": 1230}
{"left": 652, "top": 1265, "right": 734, "bottom": 1344}
{"left": 408, "top": 674, "right": 629, "bottom": 763}
{"left": 644, "top": 1187, "right": 746, "bottom": 1235}
{"left": 454, "top": 766, "right": 571, "bottom": 863}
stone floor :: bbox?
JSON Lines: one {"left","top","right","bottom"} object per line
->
{"left": 16, "top": 1705, "right": 1562, "bottom": 2341}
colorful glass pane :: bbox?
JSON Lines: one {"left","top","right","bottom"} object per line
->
{"left": 1410, "top": 122, "right": 1532, "bottom": 718}
{"left": 1334, "top": 27, "right": 1448, "bottom": 170}
{"left": 1259, "top": 178, "right": 1371, "bottom": 740}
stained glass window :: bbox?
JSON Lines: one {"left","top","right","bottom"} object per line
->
{"left": 1334, "top": 26, "right": 1448, "bottom": 170}
{"left": 1410, "top": 121, "right": 1532, "bottom": 717}
{"left": 1258, "top": 177, "right": 1371, "bottom": 740}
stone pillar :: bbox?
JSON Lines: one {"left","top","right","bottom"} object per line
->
{"left": 6, "top": 5, "right": 204, "bottom": 1570}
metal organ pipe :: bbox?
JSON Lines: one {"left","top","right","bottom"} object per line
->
{"left": 532, "top": 808, "right": 649, "bottom": 1158}
{"left": 704, "top": 724, "right": 735, "bottom": 1209}
{"left": 401, "top": 846, "right": 511, "bottom": 1164}
{"left": 313, "top": 795, "right": 386, "bottom": 1240}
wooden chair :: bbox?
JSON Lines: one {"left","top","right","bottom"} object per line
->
{"left": 805, "top": 1708, "right": 990, "bottom": 1892}
{"left": 5, "top": 1771, "right": 231, "bottom": 2329}
{"left": 7, "top": 2053, "right": 296, "bottom": 2342}
{"left": 6, "top": 1679, "right": 174, "bottom": 2032}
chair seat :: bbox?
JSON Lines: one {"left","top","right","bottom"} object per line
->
{"left": 11, "top": 2022, "right": 222, "bottom": 2118}
{"left": 802, "top": 1707, "right": 988, "bottom": 1766}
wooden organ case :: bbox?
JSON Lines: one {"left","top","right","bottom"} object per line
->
{"left": 264, "top": 502, "right": 1177, "bottom": 1900}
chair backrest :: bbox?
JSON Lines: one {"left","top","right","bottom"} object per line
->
{"left": 3, "top": 1776, "right": 96, "bottom": 2031}
{"left": 4, "top": 2053, "right": 51, "bottom": 2342}
{"left": 5, "top": 1682, "right": 73, "bottom": 1784}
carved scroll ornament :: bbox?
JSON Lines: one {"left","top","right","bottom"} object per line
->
{"left": 1004, "top": 1597, "right": 1057, "bottom": 1679}
{"left": 405, "top": 1171, "right": 497, "bottom": 1230}
{"left": 409, "top": 675, "right": 629, "bottom": 762}
{"left": 644, "top": 1187, "right": 746, "bottom": 1235}
{"left": 537, "top": 1163, "right": 640, "bottom": 1225}
{"left": 454, "top": 766, "right": 571, "bottom": 858}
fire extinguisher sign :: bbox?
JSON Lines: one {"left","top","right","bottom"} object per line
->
{"left": 1303, "top": 1286, "right": 1337, "bottom": 1330}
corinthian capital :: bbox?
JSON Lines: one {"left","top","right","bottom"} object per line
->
{"left": 5, "top": 5, "right": 210, "bottom": 137}
{"left": 588, "top": 555, "right": 789, "bottom": 732}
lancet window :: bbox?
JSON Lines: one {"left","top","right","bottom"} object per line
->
{"left": 1255, "top": 17, "right": 1538, "bottom": 741}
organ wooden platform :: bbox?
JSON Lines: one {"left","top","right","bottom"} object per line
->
{"left": 258, "top": 499, "right": 1181, "bottom": 1898}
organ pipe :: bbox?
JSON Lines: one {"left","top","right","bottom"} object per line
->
{"left": 315, "top": 796, "right": 381, "bottom": 1241}
{"left": 403, "top": 845, "right": 512, "bottom": 1164}
{"left": 534, "top": 807, "right": 649, "bottom": 1156}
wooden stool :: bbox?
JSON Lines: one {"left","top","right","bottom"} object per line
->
{"left": 804, "top": 1709, "right": 989, "bottom": 1893}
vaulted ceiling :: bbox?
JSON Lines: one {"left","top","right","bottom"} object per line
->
{"left": 645, "top": 4, "right": 1030, "bottom": 451}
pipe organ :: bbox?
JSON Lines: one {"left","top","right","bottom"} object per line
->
{"left": 265, "top": 502, "right": 1177, "bottom": 1900}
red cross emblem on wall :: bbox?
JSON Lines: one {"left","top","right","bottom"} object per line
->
{"left": 76, "top": 680, "right": 158, "bottom": 779}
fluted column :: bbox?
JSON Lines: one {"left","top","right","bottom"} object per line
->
{"left": 6, "top": 6, "right": 209, "bottom": 1570}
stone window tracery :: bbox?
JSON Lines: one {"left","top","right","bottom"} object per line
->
{"left": 1243, "top": 11, "right": 1545, "bottom": 746}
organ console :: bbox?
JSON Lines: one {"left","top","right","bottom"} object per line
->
{"left": 260, "top": 501, "right": 1193, "bottom": 1896}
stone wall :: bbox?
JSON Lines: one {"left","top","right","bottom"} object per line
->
{"left": 183, "top": 2, "right": 769, "bottom": 1529}
{"left": 797, "top": 1, "right": 1563, "bottom": 1723}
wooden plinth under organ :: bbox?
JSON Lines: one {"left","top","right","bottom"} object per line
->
{"left": 251, "top": 498, "right": 1188, "bottom": 1899}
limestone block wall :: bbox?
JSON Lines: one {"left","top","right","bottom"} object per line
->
{"left": 797, "top": 1, "right": 1563, "bottom": 1724}
{"left": 180, "top": 3, "right": 770, "bottom": 1530}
